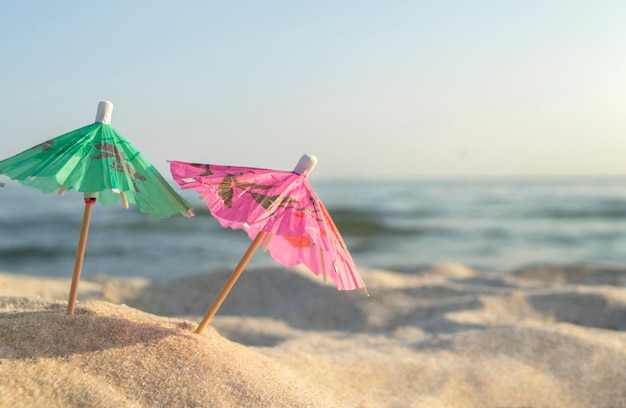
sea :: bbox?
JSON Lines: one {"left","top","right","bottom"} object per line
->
{"left": 2, "top": 176, "right": 626, "bottom": 281}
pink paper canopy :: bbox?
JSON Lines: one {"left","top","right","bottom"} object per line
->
{"left": 169, "top": 158, "right": 367, "bottom": 292}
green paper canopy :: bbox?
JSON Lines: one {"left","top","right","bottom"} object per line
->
{"left": 0, "top": 100, "right": 194, "bottom": 315}
{"left": 0, "top": 110, "right": 193, "bottom": 219}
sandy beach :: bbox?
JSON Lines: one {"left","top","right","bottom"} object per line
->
{"left": 1, "top": 263, "right": 626, "bottom": 407}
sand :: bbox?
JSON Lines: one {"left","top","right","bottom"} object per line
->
{"left": 1, "top": 263, "right": 626, "bottom": 407}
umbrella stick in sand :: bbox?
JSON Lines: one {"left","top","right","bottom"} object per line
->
{"left": 66, "top": 192, "right": 97, "bottom": 315}
{"left": 194, "top": 231, "right": 268, "bottom": 334}
{"left": 65, "top": 101, "right": 112, "bottom": 315}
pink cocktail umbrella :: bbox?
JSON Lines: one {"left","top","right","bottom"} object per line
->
{"left": 170, "top": 154, "right": 368, "bottom": 334}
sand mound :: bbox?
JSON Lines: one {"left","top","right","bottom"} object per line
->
{"left": 514, "top": 263, "right": 626, "bottom": 286}
{"left": 0, "top": 299, "right": 338, "bottom": 408}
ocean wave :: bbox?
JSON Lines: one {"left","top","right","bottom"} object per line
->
{"left": 0, "top": 246, "right": 75, "bottom": 261}
{"left": 0, "top": 216, "right": 81, "bottom": 229}
{"left": 328, "top": 206, "right": 442, "bottom": 220}
{"left": 323, "top": 206, "right": 446, "bottom": 237}
{"left": 528, "top": 202, "right": 626, "bottom": 220}
{"left": 334, "top": 219, "right": 416, "bottom": 236}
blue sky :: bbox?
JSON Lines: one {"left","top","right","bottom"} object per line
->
{"left": 1, "top": 1, "right": 625, "bottom": 179}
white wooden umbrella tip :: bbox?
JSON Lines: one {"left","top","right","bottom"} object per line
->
{"left": 293, "top": 154, "right": 318, "bottom": 176}
{"left": 95, "top": 101, "right": 113, "bottom": 124}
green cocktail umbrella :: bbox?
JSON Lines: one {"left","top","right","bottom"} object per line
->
{"left": 0, "top": 101, "right": 194, "bottom": 314}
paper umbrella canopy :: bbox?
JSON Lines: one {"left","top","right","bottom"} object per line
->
{"left": 0, "top": 101, "right": 194, "bottom": 314}
{"left": 0, "top": 101, "right": 193, "bottom": 218}
{"left": 169, "top": 154, "right": 368, "bottom": 333}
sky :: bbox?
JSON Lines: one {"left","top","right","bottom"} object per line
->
{"left": 1, "top": 1, "right": 625, "bottom": 180}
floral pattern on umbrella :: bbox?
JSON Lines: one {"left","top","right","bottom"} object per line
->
{"left": 170, "top": 155, "right": 367, "bottom": 292}
{"left": 0, "top": 109, "right": 193, "bottom": 218}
